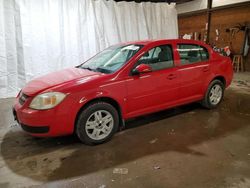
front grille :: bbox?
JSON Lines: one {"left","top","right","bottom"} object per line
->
{"left": 19, "top": 93, "right": 29, "bottom": 105}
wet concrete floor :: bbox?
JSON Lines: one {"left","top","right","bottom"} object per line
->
{"left": 0, "top": 73, "right": 250, "bottom": 188}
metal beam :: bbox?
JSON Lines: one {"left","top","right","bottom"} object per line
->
{"left": 210, "top": 1, "right": 250, "bottom": 12}
{"left": 178, "top": 9, "right": 207, "bottom": 18}
{"left": 114, "top": 0, "right": 193, "bottom": 3}
{"left": 178, "top": 1, "right": 250, "bottom": 18}
{"left": 206, "top": 0, "right": 212, "bottom": 43}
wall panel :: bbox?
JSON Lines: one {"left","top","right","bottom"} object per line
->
{"left": 178, "top": 5, "right": 250, "bottom": 71}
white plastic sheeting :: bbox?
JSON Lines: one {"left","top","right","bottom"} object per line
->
{"left": 0, "top": 0, "right": 178, "bottom": 98}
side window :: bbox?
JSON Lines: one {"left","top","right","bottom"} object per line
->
{"left": 200, "top": 47, "right": 209, "bottom": 60}
{"left": 140, "top": 48, "right": 155, "bottom": 60}
{"left": 137, "top": 45, "right": 174, "bottom": 71}
{"left": 177, "top": 44, "right": 209, "bottom": 65}
{"left": 152, "top": 47, "right": 161, "bottom": 58}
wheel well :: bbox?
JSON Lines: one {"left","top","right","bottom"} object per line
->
{"left": 213, "top": 76, "right": 226, "bottom": 86}
{"left": 74, "top": 97, "right": 124, "bottom": 132}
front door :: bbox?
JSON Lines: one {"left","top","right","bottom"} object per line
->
{"left": 125, "top": 44, "right": 180, "bottom": 118}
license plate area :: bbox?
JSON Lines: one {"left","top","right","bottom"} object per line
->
{"left": 12, "top": 108, "right": 19, "bottom": 123}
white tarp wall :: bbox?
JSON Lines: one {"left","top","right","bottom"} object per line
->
{"left": 0, "top": 0, "right": 178, "bottom": 98}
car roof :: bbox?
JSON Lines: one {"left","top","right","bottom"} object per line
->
{"left": 121, "top": 39, "right": 209, "bottom": 47}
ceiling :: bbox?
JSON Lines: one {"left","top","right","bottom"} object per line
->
{"left": 113, "top": 0, "right": 193, "bottom": 4}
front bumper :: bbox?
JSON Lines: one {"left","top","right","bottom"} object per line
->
{"left": 12, "top": 108, "right": 49, "bottom": 134}
{"left": 13, "top": 94, "right": 75, "bottom": 137}
{"left": 20, "top": 123, "right": 49, "bottom": 134}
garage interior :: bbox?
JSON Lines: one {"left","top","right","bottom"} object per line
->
{"left": 0, "top": 0, "right": 250, "bottom": 187}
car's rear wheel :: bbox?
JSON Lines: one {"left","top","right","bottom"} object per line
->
{"left": 202, "top": 79, "right": 224, "bottom": 109}
{"left": 76, "top": 102, "right": 119, "bottom": 145}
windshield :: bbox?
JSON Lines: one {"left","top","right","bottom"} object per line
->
{"left": 78, "top": 44, "right": 143, "bottom": 74}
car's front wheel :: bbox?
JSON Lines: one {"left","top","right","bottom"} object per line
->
{"left": 202, "top": 79, "right": 225, "bottom": 109}
{"left": 76, "top": 102, "right": 119, "bottom": 145}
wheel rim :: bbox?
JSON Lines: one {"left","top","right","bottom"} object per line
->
{"left": 85, "top": 110, "right": 114, "bottom": 140}
{"left": 209, "top": 84, "right": 222, "bottom": 105}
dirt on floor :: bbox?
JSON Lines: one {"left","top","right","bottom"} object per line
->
{"left": 0, "top": 73, "right": 250, "bottom": 188}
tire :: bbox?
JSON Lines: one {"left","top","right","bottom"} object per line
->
{"left": 76, "top": 102, "right": 119, "bottom": 145}
{"left": 201, "top": 79, "right": 225, "bottom": 109}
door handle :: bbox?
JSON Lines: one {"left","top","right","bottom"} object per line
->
{"left": 202, "top": 66, "right": 209, "bottom": 72}
{"left": 167, "top": 74, "right": 177, "bottom": 80}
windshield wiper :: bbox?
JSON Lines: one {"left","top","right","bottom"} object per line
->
{"left": 80, "top": 66, "right": 96, "bottom": 72}
{"left": 96, "top": 67, "right": 112, "bottom": 74}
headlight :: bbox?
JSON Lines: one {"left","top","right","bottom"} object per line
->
{"left": 29, "top": 92, "right": 66, "bottom": 110}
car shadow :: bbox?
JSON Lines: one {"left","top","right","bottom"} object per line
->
{"left": 1, "top": 91, "right": 250, "bottom": 182}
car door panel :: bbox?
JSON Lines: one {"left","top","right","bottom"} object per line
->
{"left": 178, "top": 62, "right": 210, "bottom": 100}
{"left": 125, "top": 70, "right": 180, "bottom": 118}
{"left": 177, "top": 44, "right": 211, "bottom": 102}
{"left": 125, "top": 73, "right": 159, "bottom": 114}
{"left": 125, "top": 44, "right": 180, "bottom": 118}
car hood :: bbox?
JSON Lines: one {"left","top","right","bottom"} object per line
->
{"left": 22, "top": 68, "right": 102, "bottom": 96}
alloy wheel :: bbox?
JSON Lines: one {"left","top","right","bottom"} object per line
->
{"left": 85, "top": 110, "right": 114, "bottom": 140}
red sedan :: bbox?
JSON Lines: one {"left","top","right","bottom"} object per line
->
{"left": 13, "top": 39, "right": 233, "bottom": 145}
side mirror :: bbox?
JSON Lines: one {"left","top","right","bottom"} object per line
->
{"left": 132, "top": 64, "right": 152, "bottom": 75}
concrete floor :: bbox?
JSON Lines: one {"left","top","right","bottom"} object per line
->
{"left": 0, "top": 73, "right": 250, "bottom": 188}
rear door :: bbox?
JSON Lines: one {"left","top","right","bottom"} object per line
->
{"left": 177, "top": 44, "right": 210, "bottom": 101}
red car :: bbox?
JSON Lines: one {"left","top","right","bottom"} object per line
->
{"left": 13, "top": 39, "right": 233, "bottom": 145}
